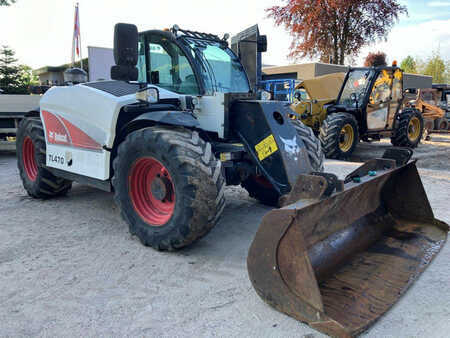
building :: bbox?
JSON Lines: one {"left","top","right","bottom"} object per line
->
{"left": 33, "top": 59, "right": 88, "bottom": 86}
{"left": 262, "top": 62, "right": 348, "bottom": 81}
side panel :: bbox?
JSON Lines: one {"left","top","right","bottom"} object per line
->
{"left": 39, "top": 85, "right": 134, "bottom": 180}
{"left": 194, "top": 93, "right": 225, "bottom": 138}
{"left": 45, "top": 143, "right": 109, "bottom": 180}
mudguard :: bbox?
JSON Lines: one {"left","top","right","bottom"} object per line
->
{"left": 121, "top": 110, "right": 200, "bottom": 135}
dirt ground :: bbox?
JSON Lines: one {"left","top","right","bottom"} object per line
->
{"left": 1, "top": 135, "right": 449, "bottom": 337}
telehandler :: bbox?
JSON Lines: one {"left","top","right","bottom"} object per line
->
{"left": 17, "top": 23, "right": 323, "bottom": 249}
{"left": 16, "top": 23, "right": 447, "bottom": 337}
{"left": 292, "top": 65, "right": 425, "bottom": 159}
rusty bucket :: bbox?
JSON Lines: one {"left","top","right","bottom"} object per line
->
{"left": 247, "top": 157, "right": 448, "bottom": 337}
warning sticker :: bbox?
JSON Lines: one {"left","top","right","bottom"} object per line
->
{"left": 255, "top": 134, "right": 278, "bottom": 161}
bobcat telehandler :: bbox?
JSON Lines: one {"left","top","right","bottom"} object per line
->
{"left": 17, "top": 24, "right": 447, "bottom": 337}
{"left": 292, "top": 66, "right": 425, "bottom": 159}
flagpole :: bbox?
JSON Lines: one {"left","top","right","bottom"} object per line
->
{"left": 71, "top": 3, "right": 77, "bottom": 67}
{"left": 78, "top": 3, "right": 83, "bottom": 70}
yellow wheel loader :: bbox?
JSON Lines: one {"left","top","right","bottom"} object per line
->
{"left": 291, "top": 66, "right": 425, "bottom": 159}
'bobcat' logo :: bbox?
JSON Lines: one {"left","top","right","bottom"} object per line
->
{"left": 279, "top": 135, "right": 300, "bottom": 160}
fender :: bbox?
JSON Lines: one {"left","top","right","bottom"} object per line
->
{"left": 120, "top": 110, "right": 200, "bottom": 137}
{"left": 25, "top": 107, "right": 41, "bottom": 117}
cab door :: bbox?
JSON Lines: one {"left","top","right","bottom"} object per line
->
{"left": 141, "top": 33, "right": 200, "bottom": 95}
{"left": 387, "top": 69, "right": 403, "bottom": 129}
{"left": 366, "top": 70, "right": 393, "bottom": 131}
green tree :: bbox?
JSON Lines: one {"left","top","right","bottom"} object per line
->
{"left": 400, "top": 56, "right": 417, "bottom": 74}
{"left": 0, "top": 45, "right": 34, "bottom": 94}
{"left": 0, "top": 0, "right": 16, "bottom": 6}
{"left": 423, "top": 51, "right": 446, "bottom": 83}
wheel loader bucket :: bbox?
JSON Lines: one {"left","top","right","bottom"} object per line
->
{"left": 248, "top": 157, "right": 448, "bottom": 337}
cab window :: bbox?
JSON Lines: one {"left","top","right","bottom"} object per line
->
{"left": 370, "top": 70, "right": 392, "bottom": 105}
{"left": 139, "top": 34, "right": 200, "bottom": 95}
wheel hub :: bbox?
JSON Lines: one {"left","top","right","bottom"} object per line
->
{"left": 151, "top": 176, "right": 171, "bottom": 201}
{"left": 408, "top": 117, "right": 420, "bottom": 141}
{"left": 128, "top": 157, "right": 176, "bottom": 226}
{"left": 339, "top": 124, "right": 354, "bottom": 152}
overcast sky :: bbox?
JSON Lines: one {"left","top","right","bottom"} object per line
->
{"left": 0, "top": 0, "right": 448, "bottom": 69}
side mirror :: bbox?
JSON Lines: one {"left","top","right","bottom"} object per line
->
{"left": 257, "top": 35, "right": 267, "bottom": 53}
{"left": 111, "top": 23, "right": 138, "bottom": 81}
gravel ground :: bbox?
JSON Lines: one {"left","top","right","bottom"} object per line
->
{"left": 1, "top": 136, "right": 449, "bottom": 337}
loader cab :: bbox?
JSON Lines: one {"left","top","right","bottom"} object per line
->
{"left": 334, "top": 67, "right": 404, "bottom": 132}
{"left": 136, "top": 27, "right": 251, "bottom": 96}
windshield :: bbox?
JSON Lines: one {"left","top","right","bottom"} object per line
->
{"left": 184, "top": 37, "right": 250, "bottom": 94}
{"left": 338, "top": 69, "right": 375, "bottom": 107}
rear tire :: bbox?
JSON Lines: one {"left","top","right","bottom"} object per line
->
{"left": 434, "top": 117, "right": 449, "bottom": 131}
{"left": 112, "top": 126, "right": 225, "bottom": 251}
{"left": 319, "top": 113, "right": 359, "bottom": 159}
{"left": 242, "top": 121, "right": 323, "bottom": 207}
{"left": 16, "top": 117, "right": 72, "bottom": 198}
{"left": 391, "top": 109, "right": 423, "bottom": 148}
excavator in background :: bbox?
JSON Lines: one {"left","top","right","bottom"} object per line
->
{"left": 412, "top": 87, "right": 448, "bottom": 132}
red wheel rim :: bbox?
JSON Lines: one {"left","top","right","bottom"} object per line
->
{"left": 22, "top": 136, "right": 38, "bottom": 181}
{"left": 254, "top": 175, "right": 273, "bottom": 189}
{"left": 128, "top": 157, "right": 176, "bottom": 226}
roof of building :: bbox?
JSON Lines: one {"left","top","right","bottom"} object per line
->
{"left": 33, "top": 58, "right": 88, "bottom": 75}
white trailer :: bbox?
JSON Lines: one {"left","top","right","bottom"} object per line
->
{"left": 0, "top": 95, "right": 41, "bottom": 150}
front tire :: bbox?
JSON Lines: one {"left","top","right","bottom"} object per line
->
{"left": 391, "top": 109, "right": 423, "bottom": 148}
{"left": 242, "top": 121, "right": 324, "bottom": 207}
{"left": 319, "top": 113, "right": 359, "bottom": 159}
{"left": 16, "top": 117, "right": 72, "bottom": 198}
{"left": 112, "top": 126, "right": 225, "bottom": 251}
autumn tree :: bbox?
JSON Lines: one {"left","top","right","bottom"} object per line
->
{"left": 267, "top": 0, "right": 407, "bottom": 65}
{"left": 364, "top": 51, "right": 387, "bottom": 67}
{"left": 400, "top": 55, "right": 417, "bottom": 73}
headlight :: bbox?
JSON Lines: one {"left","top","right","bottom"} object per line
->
{"left": 136, "top": 87, "right": 159, "bottom": 103}
{"left": 260, "top": 90, "right": 272, "bottom": 101}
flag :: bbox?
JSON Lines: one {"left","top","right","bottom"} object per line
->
{"left": 74, "top": 4, "right": 80, "bottom": 56}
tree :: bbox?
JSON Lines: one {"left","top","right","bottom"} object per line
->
{"left": 364, "top": 51, "right": 387, "bottom": 67}
{"left": 400, "top": 55, "right": 417, "bottom": 73}
{"left": 423, "top": 51, "right": 446, "bottom": 83}
{"left": 0, "top": 45, "right": 36, "bottom": 94}
{"left": 0, "top": 0, "right": 16, "bottom": 6}
{"left": 267, "top": 0, "right": 407, "bottom": 65}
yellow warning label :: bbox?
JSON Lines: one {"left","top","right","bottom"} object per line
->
{"left": 255, "top": 134, "right": 278, "bottom": 161}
